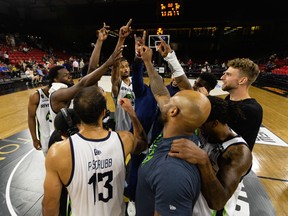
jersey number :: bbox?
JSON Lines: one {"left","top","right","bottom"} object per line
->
{"left": 88, "top": 170, "right": 113, "bottom": 203}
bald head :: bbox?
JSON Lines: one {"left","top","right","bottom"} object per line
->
{"left": 162, "top": 90, "right": 211, "bottom": 135}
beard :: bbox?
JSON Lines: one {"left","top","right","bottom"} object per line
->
{"left": 67, "top": 82, "right": 74, "bottom": 88}
{"left": 222, "top": 80, "right": 240, "bottom": 91}
{"left": 121, "top": 74, "right": 129, "bottom": 79}
{"left": 222, "top": 84, "right": 228, "bottom": 91}
{"left": 222, "top": 83, "right": 232, "bottom": 91}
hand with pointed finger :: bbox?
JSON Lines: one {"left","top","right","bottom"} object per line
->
{"left": 106, "top": 46, "right": 124, "bottom": 67}
{"left": 134, "top": 30, "right": 146, "bottom": 57}
{"left": 119, "top": 18, "right": 132, "bottom": 39}
{"left": 139, "top": 45, "right": 153, "bottom": 62}
{"left": 157, "top": 36, "right": 172, "bottom": 58}
{"left": 97, "top": 22, "right": 110, "bottom": 41}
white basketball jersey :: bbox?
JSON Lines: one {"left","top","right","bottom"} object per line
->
{"left": 193, "top": 182, "right": 243, "bottom": 216}
{"left": 113, "top": 80, "right": 135, "bottom": 131}
{"left": 66, "top": 131, "right": 126, "bottom": 216}
{"left": 48, "top": 89, "right": 73, "bottom": 134}
{"left": 48, "top": 92, "right": 57, "bottom": 134}
{"left": 35, "top": 88, "right": 50, "bottom": 154}
{"left": 193, "top": 136, "right": 247, "bottom": 216}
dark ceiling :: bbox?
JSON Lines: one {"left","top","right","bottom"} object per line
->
{"left": 1, "top": 0, "right": 286, "bottom": 28}
{"left": 1, "top": 0, "right": 287, "bottom": 59}
{"left": 1, "top": 0, "right": 156, "bottom": 27}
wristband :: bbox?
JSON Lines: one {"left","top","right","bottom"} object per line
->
{"left": 172, "top": 70, "right": 185, "bottom": 78}
{"left": 164, "top": 51, "right": 185, "bottom": 77}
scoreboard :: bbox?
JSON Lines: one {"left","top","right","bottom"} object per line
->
{"left": 159, "top": 1, "right": 182, "bottom": 18}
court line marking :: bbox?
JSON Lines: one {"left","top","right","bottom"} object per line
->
{"left": 5, "top": 148, "right": 34, "bottom": 216}
{"left": 257, "top": 175, "right": 288, "bottom": 182}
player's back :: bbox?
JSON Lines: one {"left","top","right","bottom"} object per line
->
{"left": 66, "top": 131, "right": 126, "bottom": 216}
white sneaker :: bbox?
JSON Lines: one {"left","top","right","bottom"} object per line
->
{"left": 127, "top": 201, "right": 136, "bottom": 216}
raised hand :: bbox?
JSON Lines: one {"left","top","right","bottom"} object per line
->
{"left": 134, "top": 30, "right": 146, "bottom": 56}
{"left": 119, "top": 18, "right": 132, "bottom": 39}
{"left": 106, "top": 45, "right": 124, "bottom": 67}
{"left": 119, "top": 98, "right": 134, "bottom": 115}
{"left": 156, "top": 36, "right": 172, "bottom": 58}
{"left": 139, "top": 45, "right": 153, "bottom": 62}
{"left": 97, "top": 22, "right": 110, "bottom": 41}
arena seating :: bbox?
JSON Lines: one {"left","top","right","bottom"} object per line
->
{"left": 9, "top": 48, "right": 46, "bottom": 65}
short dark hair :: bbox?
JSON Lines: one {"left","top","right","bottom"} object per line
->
{"left": 48, "top": 65, "right": 65, "bottom": 87}
{"left": 198, "top": 72, "right": 218, "bottom": 92}
{"left": 206, "top": 95, "right": 245, "bottom": 124}
{"left": 206, "top": 95, "right": 229, "bottom": 124}
{"left": 73, "top": 86, "right": 107, "bottom": 125}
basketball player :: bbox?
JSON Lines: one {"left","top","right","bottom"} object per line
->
{"left": 48, "top": 44, "right": 123, "bottom": 134}
{"left": 111, "top": 19, "right": 135, "bottom": 131}
{"left": 221, "top": 58, "right": 263, "bottom": 150}
{"left": 27, "top": 85, "right": 50, "bottom": 155}
{"left": 42, "top": 86, "right": 147, "bottom": 216}
{"left": 156, "top": 36, "right": 192, "bottom": 90}
{"left": 192, "top": 72, "right": 218, "bottom": 96}
{"left": 87, "top": 22, "right": 110, "bottom": 75}
{"left": 169, "top": 95, "right": 253, "bottom": 216}
{"left": 47, "top": 108, "right": 81, "bottom": 216}
{"left": 149, "top": 38, "right": 218, "bottom": 145}
{"left": 135, "top": 45, "right": 211, "bottom": 215}
{"left": 148, "top": 36, "right": 192, "bottom": 145}
{"left": 48, "top": 22, "right": 112, "bottom": 134}
{"left": 125, "top": 31, "right": 157, "bottom": 214}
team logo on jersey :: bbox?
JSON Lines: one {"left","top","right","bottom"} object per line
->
{"left": 169, "top": 205, "right": 176, "bottom": 210}
{"left": 124, "top": 93, "right": 134, "bottom": 100}
{"left": 124, "top": 93, "right": 135, "bottom": 106}
{"left": 141, "top": 133, "right": 162, "bottom": 165}
{"left": 94, "top": 149, "right": 102, "bottom": 155}
{"left": 46, "top": 112, "right": 50, "bottom": 121}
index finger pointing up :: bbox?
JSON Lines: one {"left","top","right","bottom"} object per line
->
{"left": 126, "top": 18, "right": 132, "bottom": 27}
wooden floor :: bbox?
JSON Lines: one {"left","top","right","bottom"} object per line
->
{"left": 0, "top": 78, "right": 287, "bottom": 215}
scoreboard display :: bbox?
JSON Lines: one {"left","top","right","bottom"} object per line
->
{"left": 159, "top": 1, "right": 182, "bottom": 18}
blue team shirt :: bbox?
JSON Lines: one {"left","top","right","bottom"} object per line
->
{"left": 136, "top": 135, "right": 201, "bottom": 216}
